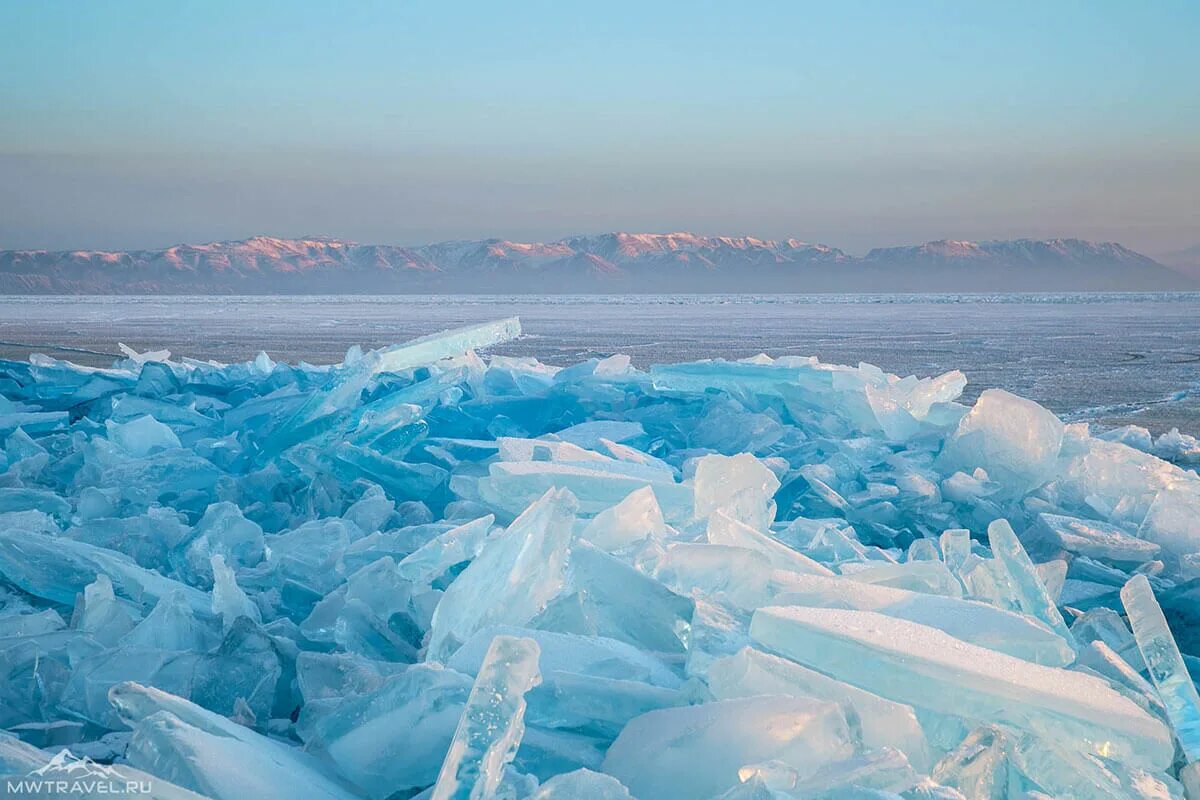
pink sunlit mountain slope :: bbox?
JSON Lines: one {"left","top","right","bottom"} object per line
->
{"left": 0, "top": 234, "right": 1191, "bottom": 294}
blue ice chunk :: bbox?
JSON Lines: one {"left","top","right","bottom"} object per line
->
{"left": 210, "top": 554, "right": 261, "bottom": 630}
{"left": 0, "top": 487, "right": 70, "bottom": 519}
{"left": 295, "top": 650, "right": 408, "bottom": 702}
{"left": 939, "top": 389, "right": 1065, "bottom": 496}
{"left": 396, "top": 514, "right": 495, "bottom": 588}
{"left": 750, "top": 605, "right": 1172, "bottom": 770}
{"left": 301, "top": 663, "right": 473, "bottom": 798}
{"left": 106, "top": 414, "right": 182, "bottom": 457}
{"left": 176, "top": 502, "right": 265, "bottom": 585}
{"left": 63, "top": 617, "right": 280, "bottom": 728}
{"left": 531, "top": 769, "right": 634, "bottom": 799}
{"left": 68, "top": 507, "right": 190, "bottom": 571}
{"left": 603, "top": 695, "right": 854, "bottom": 800}
{"left": 580, "top": 485, "right": 669, "bottom": 552}
{"left": 111, "top": 682, "right": 359, "bottom": 800}
{"left": 120, "top": 590, "right": 219, "bottom": 651}
{"left": 1036, "top": 512, "right": 1160, "bottom": 563}
{"left": 0, "top": 528, "right": 212, "bottom": 614}
{"left": 706, "top": 510, "right": 833, "bottom": 576}
{"left": 476, "top": 460, "right": 693, "bottom": 521}
{"left": 707, "top": 647, "right": 932, "bottom": 772}
{"left": 342, "top": 482, "right": 396, "bottom": 533}
{"left": 0, "top": 410, "right": 69, "bottom": 435}
{"left": 693, "top": 453, "right": 781, "bottom": 530}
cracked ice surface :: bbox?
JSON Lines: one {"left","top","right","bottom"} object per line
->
{"left": 1, "top": 317, "right": 1200, "bottom": 799}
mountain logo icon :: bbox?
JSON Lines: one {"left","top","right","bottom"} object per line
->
{"left": 29, "top": 749, "right": 122, "bottom": 780}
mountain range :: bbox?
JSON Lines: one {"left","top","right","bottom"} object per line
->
{"left": 0, "top": 233, "right": 1192, "bottom": 293}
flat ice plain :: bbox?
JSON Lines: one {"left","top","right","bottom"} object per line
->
{"left": 1, "top": 293, "right": 1198, "bottom": 435}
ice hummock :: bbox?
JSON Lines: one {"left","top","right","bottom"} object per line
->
{"left": 2, "top": 317, "right": 1200, "bottom": 799}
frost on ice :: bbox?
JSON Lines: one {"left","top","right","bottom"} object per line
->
{"left": 1, "top": 317, "right": 1200, "bottom": 799}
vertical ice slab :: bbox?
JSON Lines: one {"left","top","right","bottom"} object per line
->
{"left": 986, "top": 519, "right": 1075, "bottom": 647}
{"left": 1122, "top": 574, "right": 1200, "bottom": 764}
{"left": 431, "top": 635, "right": 541, "bottom": 800}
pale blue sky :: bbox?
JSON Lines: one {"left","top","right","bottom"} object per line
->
{"left": 1, "top": 1, "right": 1197, "bottom": 252}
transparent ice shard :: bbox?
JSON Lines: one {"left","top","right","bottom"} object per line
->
{"left": 938, "top": 528, "right": 973, "bottom": 575}
{"left": 427, "top": 488, "right": 575, "bottom": 663}
{"left": 477, "top": 461, "right": 692, "bottom": 522}
{"left": 396, "top": 514, "right": 495, "bottom": 588}
{"left": 177, "top": 501, "right": 266, "bottom": 585}
{"left": 71, "top": 573, "right": 139, "bottom": 645}
{"left": 929, "top": 726, "right": 1015, "bottom": 800}
{"left": 1138, "top": 486, "right": 1200, "bottom": 564}
{"left": 210, "top": 554, "right": 261, "bottom": 630}
{"left": 533, "top": 541, "right": 694, "bottom": 658}
{"left": 431, "top": 635, "right": 541, "bottom": 800}
{"left": 651, "top": 542, "right": 774, "bottom": 611}
{"left": 780, "top": 747, "right": 921, "bottom": 797}
{"left": 525, "top": 670, "right": 684, "bottom": 739}
{"left": 842, "top": 560, "right": 963, "bottom": 597}
{"left": 708, "top": 647, "right": 932, "bottom": 771}
{"left": 706, "top": 510, "right": 833, "bottom": 576}
{"left": 580, "top": 485, "right": 668, "bottom": 552}
{"left": 986, "top": 519, "right": 1076, "bottom": 647}
{"left": 684, "top": 599, "right": 751, "bottom": 678}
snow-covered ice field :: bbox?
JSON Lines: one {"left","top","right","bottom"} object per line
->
{"left": 1, "top": 293, "right": 1198, "bottom": 434}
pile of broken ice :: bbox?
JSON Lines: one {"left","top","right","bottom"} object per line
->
{"left": 3, "top": 317, "right": 1200, "bottom": 799}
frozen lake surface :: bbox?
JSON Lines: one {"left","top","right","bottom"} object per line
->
{"left": 1, "top": 293, "right": 1198, "bottom": 434}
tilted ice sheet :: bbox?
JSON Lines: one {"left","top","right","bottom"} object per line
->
{"left": 750, "top": 605, "right": 1173, "bottom": 770}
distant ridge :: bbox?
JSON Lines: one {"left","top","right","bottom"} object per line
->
{"left": 1158, "top": 243, "right": 1200, "bottom": 279}
{"left": 0, "top": 233, "right": 1191, "bottom": 294}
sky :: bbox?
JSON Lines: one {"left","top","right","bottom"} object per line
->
{"left": 1, "top": 0, "right": 1198, "bottom": 254}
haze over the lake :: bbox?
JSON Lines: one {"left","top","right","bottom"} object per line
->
{"left": 2, "top": 1, "right": 1198, "bottom": 255}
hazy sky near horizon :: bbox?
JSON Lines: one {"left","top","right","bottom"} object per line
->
{"left": 1, "top": 1, "right": 1198, "bottom": 254}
